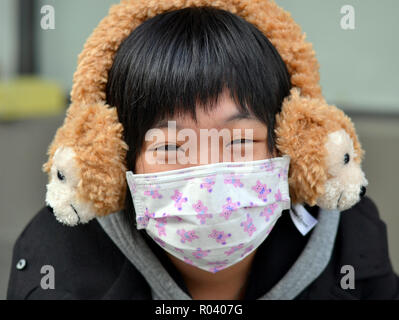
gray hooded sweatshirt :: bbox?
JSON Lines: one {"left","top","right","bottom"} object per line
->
{"left": 97, "top": 208, "right": 340, "bottom": 300}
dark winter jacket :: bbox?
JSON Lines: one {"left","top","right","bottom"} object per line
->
{"left": 7, "top": 196, "right": 399, "bottom": 300}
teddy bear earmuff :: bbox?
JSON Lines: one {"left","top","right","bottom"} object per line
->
{"left": 42, "top": 0, "right": 368, "bottom": 226}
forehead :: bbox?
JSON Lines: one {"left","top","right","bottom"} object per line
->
{"left": 189, "top": 90, "right": 239, "bottom": 127}
{"left": 154, "top": 90, "right": 258, "bottom": 130}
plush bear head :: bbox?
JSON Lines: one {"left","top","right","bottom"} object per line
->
{"left": 275, "top": 88, "right": 368, "bottom": 211}
{"left": 42, "top": 103, "right": 128, "bottom": 225}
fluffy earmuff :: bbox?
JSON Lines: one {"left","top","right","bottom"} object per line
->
{"left": 276, "top": 88, "right": 367, "bottom": 210}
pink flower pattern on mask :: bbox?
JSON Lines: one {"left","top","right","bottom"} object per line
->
{"left": 192, "top": 200, "right": 213, "bottom": 224}
{"left": 240, "top": 245, "right": 254, "bottom": 258}
{"left": 224, "top": 243, "right": 245, "bottom": 256}
{"left": 200, "top": 175, "right": 216, "bottom": 192}
{"left": 274, "top": 189, "right": 286, "bottom": 202}
{"left": 137, "top": 208, "right": 154, "bottom": 228}
{"left": 260, "top": 203, "right": 278, "bottom": 222}
{"left": 208, "top": 229, "right": 231, "bottom": 245}
{"left": 223, "top": 173, "right": 244, "bottom": 188}
{"left": 171, "top": 190, "right": 188, "bottom": 210}
{"left": 177, "top": 229, "right": 199, "bottom": 243}
{"left": 278, "top": 167, "right": 288, "bottom": 180}
{"left": 144, "top": 185, "right": 162, "bottom": 199}
{"left": 184, "top": 257, "right": 194, "bottom": 265}
{"left": 208, "top": 259, "right": 229, "bottom": 273}
{"left": 207, "top": 259, "right": 229, "bottom": 273}
{"left": 155, "top": 214, "right": 168, "bottom": 237}
{"left": 240, "top": 213, "right": 256, "bottom": 236}
{"left": 220, "top": 197, "right": 240, "bottom": 220}
{"left": 154, "top": 236, "right": 166, "bottom": 247}
{"left": 244, "top": 201, "right": 258, "bottom": 209}
{"left": 192, "top": 248, "right": 211, "bottom": 259}
{"left": 260, "top": 160, "right": 275, "bottom": 172}
{"left": 252, "top": 180, "right": 272, "bottom": 202}
{"left": 128, "top": 182, "right": 137, "bottom": 194}
{"left": 209, "top": 264, "right": 228, "bottom": 273}
{"left": 173, "top": 247, "right": 185, "bottom": 254}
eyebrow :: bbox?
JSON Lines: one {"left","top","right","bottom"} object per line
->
{"left": 223, "top": 110, "right": 257, "bottom": 124}
{"left": 151, "top": 119, "right": 184, "bottom": 130}
{"left": 151, "top": 110, "right": 257, "bottom": 129}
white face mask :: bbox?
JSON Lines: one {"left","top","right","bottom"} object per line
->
{"left": 126, "top": 155, "right": 291, "bottom": 273}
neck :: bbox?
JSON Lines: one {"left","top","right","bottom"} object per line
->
{"left": 166, "top": 250, "right": 257, "bottom": 300}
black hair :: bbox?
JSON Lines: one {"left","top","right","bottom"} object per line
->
{"left": 105, "top": 6, "right": 292, "bottom": 227}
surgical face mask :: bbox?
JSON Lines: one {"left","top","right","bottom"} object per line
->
{"left": 126, "top": 155, "right": 291, "bottom": 273}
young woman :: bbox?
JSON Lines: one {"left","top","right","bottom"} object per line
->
{"left": 7, "top": 6, "right": 398, "bottom": 300}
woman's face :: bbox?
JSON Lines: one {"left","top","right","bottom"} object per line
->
{"left": 135, "top": 89, "right": 274, "bottom": 174}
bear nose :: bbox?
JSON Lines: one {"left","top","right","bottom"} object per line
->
{"left": 360, "top": 186, "right": 366, "bottom": 197}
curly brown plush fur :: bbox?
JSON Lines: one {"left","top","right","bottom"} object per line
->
{"left": 43, "top": 103, "right": 128, "bottom": 215}
{"left": 275, "top": 88, "right": 364, "bottom": 206}
{"left": 42, "top": 0, "right": 359, "bottom": 216}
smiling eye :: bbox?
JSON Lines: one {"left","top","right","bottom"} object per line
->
{"left": 344, "top": 153, "right": 350, "bottom": 164}
{"left": 57, "top": 170, "right": 65, "bottom": 181}
{"left": 155, "top": 144, "right": 179, "bottom": 151}
{"left": 229, "top": 139, "right": 253, "bottom": 146}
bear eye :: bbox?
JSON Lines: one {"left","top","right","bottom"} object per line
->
{"left": 344, "top": 153, "right": 350, "bottom": 164}
{"left": 57, "top": 170, "right": 65, "bottom": 181}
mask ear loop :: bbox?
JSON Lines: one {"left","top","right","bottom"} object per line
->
{"left": 42, "top": 0, "right": 330, "bottom": 225}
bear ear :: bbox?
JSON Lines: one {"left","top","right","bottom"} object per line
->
{"left": 275, "top": 87, "right": 330, "bottom": 206}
